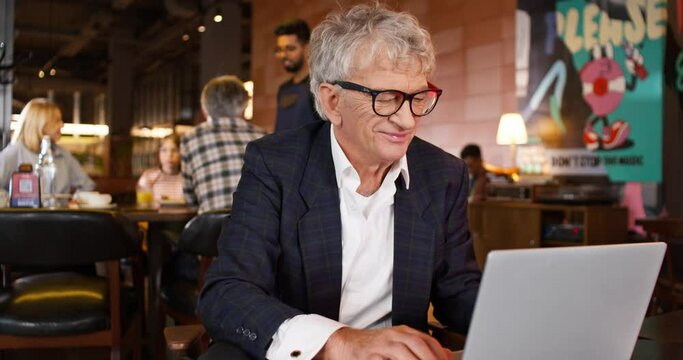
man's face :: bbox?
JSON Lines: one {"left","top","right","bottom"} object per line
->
{"left": 275, "top": 34, "right": 306, "bottom": 74}
{"left": 333, "top": 57, "right": 426, "bottom": 167}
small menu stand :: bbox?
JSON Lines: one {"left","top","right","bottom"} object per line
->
{"left": 9, "top": 163, "right": 41, "bottom": 208}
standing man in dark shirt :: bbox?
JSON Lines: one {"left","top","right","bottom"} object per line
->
{"left": 274, "top": 19, "right": 322, "bottom": 132}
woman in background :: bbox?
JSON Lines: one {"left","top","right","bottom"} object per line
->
{"left": 0, "top": 98, "right": 95, "bottom": 193}
{"left": 137, "top": 134, "right": 184, "bottom": 203}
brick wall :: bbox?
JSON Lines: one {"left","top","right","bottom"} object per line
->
{"left": 251, "top": 0, "right": 516, "bottom": 165}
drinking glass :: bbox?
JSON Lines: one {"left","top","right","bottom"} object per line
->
{"left": 136, "top": 186, "right": 154, "bottom": 208}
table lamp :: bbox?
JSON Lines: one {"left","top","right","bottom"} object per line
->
{"left": 496, "top": 113, "right": 528, "bottom": 170}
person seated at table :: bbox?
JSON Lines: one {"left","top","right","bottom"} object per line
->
{"left": 163, "top": 76, "right": 266, "bottom": 295}
{"left": 137, "top": 134, "right": 184, "bottom": 204}
{"left": 0, "top": 98, "right": 95, "bottom": 195}
{"left": 0, "top": 98, "right": 96, "bottom": 274}
{"left": 460, "top": 143, "right": 489, "bottom": 202}
{"left": 181, "top": 75, "right": 266, "bottom": 213}
{"left": 197, "top": 3, "right": 481, "bottom": 359}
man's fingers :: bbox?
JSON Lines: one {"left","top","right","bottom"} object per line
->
{"left": 385, "top": 326, "right": 448, "bottom": 360}
{"left": 327, "top": 326, "right": 449, "bottom": 360}
{"left": 396, "top": 326, "right": 447, "bottom": 358}
{"left": 385, "top": 341, "right": 422, "bottom": 360}
{"left": 398, "top": 334, "right": 445, "bottom": 360}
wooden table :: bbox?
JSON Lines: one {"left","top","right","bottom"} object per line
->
{"left": 451, "top": 310, "right": 683, "bottom": 360}
{"left": 636, "top": 217, "right": 683, "bottom": 228}
{"left": 639, "top": 310, "right": 683, "bottom": 343}
{"left": 636, "top": 217, "right": 683, "bottom": 244}
{"left": 120, "top": 206, "right": 197, "bottom": 360}
{"left": 631, "top": 339, "right": 683, "bottom": 359}
{"left": 451, "top": 340, "right": 683, "bottom": 359}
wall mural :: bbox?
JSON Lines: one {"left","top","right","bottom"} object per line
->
{"left": 516, "top": 0, "right": 666, "bottom": 182}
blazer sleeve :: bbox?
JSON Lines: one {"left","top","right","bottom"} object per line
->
{"left": 430, "top": 162, "right": 481, "bottom": 334}
{"left": 198, "top": 141, "right": 303, "bottom": 359}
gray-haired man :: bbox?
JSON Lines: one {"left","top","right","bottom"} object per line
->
{"left": 199, "top": 4, "right": 480, "bottom": 359}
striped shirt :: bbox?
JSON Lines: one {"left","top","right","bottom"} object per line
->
{"left": 137, "top": 167, "right": 184, "bottom": 202}
{"left": 180, "top": 117, "right": 266, "bottom": 213}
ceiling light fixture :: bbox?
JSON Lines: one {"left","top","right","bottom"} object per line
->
{"left": 49, "top": 68, "right": 56, "bottom": 76}
{"left": 130, "top": 126, "right": 174, "bottom": 139}
{"left": 10, "top": 117, "right": 109, "bottom": 137}
{"left": 61, "top": 123, "right": 110, "bottom": 136}
{"left": 38, "top": 70, "right": 45, "bottom": 78}
{"left": 197, "top": 25, "right": 206, "bottom": 33}
{"left": 213, "top": 7, "right": 223, "bottom": 23}
{"left": 182, "top": 34, "right": 190, "bottom": 42}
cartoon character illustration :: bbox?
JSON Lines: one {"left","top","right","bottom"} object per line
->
{"left": 580, "top": 42, "right": 647, "bottom": 150}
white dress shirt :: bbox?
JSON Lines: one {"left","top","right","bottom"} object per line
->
{"left": 266, "top": 126, "right": 410, "bottom": 359}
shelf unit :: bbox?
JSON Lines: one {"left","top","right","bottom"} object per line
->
{"left": 468, "top": 200, "right": 628, "bottom": 268}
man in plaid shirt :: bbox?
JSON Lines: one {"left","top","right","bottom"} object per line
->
{"left": 181, "top": 75, "right": 266, "bottom": 213}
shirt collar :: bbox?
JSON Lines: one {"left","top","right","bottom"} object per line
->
{"left": 330, "top": 125, "right": 410, "bottom": 190}
{"left": 51, "top": 144, "right": 65, "bottom": 157}
{"left": 19, "top": 141, "right": 64, "bottom": 157}
{"left": 208, "top": 116, "right": 248, "bottom": 128}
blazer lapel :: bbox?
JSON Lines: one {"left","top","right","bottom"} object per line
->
{"left": 297, "top": 122, "right": 343, "bottom": 321}
{"left": 392, "top": 169, "right": 435, "bottom": 329}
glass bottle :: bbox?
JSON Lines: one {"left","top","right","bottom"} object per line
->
{"left": 35, "top": 135, "right": 57, "bottom": 208}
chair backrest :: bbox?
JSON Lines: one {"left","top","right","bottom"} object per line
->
{"left": 0, "top": 209, "right": 140, "bottom": 266}
{"left": 177, "top": 210, "right": 230, "bottom": 257}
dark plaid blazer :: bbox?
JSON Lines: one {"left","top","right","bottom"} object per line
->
{"left": 198, "top": 121, "right": 481, "bottom": 359}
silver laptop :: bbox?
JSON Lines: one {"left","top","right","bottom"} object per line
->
{"left": 462, "top": 243, "right": 666, "bottom": 360}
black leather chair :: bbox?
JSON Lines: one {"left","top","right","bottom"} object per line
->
{"left": 0, "top": 209, "right": 144, "bottom": 360}
{"left": 161, "top": 210, "right": 230, "bottom": 326}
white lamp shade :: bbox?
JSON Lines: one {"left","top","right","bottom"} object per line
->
{"left": 496, "top": 113, "right": 528, "bottom": 145}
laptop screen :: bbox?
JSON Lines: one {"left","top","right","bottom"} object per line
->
{"left": 462, "top": 243, "right": 666, "bottom": 360}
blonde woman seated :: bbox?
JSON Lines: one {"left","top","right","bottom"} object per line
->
{"left": 0, "top": 98, "right": 95, "bottom": 194}
{"left": 137, "top": 134, "right": 184, "bottom": 204}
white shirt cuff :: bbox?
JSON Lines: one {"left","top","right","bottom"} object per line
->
{"left": 266, "top": 314, "right": 346, "bottom": 360}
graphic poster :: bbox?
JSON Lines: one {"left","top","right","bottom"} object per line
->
{"left": 516, "top": 0, "right": 666, "bottom": 182}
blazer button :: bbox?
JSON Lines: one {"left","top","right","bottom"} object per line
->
{"left": 290, "top": 350, "right": 301, "bottom": 357}
{"left": 236, "top": 326, "right": 244, "bottom": 334}
{"left": 248, "top": 332, "right": 257, "bottom": 341}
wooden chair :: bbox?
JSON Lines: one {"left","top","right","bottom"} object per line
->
{"left": 164, "top": 323, "right": 207, "bottom": 358}
{"left": 0, "top": 209, "right": 144, "bottom": 360}
{"left": 639, "top": 218, "right": 683, "bottom": 314}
